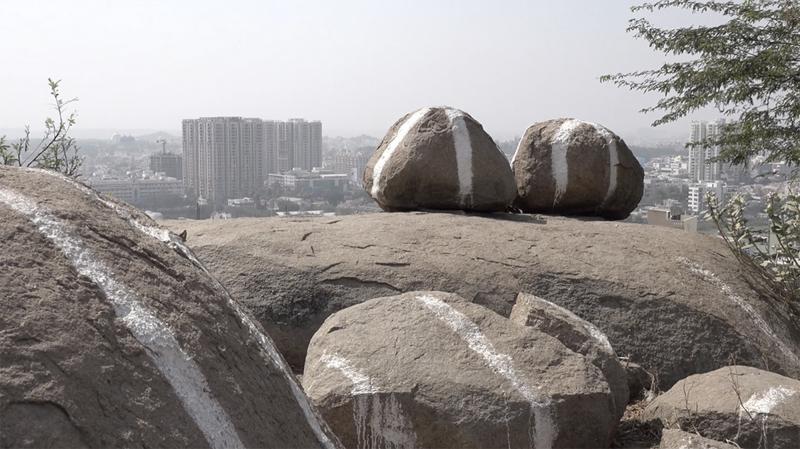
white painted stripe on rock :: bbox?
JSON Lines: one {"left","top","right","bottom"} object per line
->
{"left": 444, "top": 108, "right": 474, "bottom": 206}
{"left": 593, "top": 124, "right": 620, "bottom": 207}
{"left": 510, "top": 134, "right": 523, "bottom": 166}
{"left": 415, "top": 294, "right": 556, "bottom": 449}
{"left": 321, "top": 353, "right": 379, "bottom": 395}
{"left": 319, "top": 353, "right": 416, "bottom": 449}
{"left": 116, "top": 211, "right": 339, "bottom": 449}
{"left": 678, "top": 257, "right": 800, "bottom": 366}
{"left": 741, "top": 386, "right": 796, "bottom": 416}
{"left": 370, "top": 108, "right": 431, "bottom": 200}
{"left": 0, "top": 187, "right": 244, "bottom": 449}
{"left": 24, "top": 168, "right": 339, "bottom": 448}
{"left": 528, "top": 295, "right": 615, "bottom": 355}
{"left": 550, "top": 119, "right": 583, "bottom": 206}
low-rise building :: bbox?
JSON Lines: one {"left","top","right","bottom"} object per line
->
{"left": 645, "top": 207, "right": 698, "bottom": 233}
{"left": 267, "top": 168, "right": 351, "bottom": 193}
{"left": 90, "top": 176, "right": 183, "bottom": 205}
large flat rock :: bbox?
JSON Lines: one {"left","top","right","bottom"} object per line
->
{"left": 165, "top": 212, "right": 800, "bottom": 388}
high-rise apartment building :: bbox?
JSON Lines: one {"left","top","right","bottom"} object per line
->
{"left": 688, "top": 120, "right": 724, "bottom": 182}
{"left": 183, "top": 117, "right": 322, "bottom": 206}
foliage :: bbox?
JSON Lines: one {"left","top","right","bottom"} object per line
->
{"left": 705, "top": 191, "right": 800, "bottom": 305}
{"left": 1, "top": 79, "right": 83, "bottom": 176}
{"left": 601, "top": 0, "right": 800, "bottom": 166}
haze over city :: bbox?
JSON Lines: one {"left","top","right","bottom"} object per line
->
{"left": 2, "top": 0, "right": 720, "bottom": 142}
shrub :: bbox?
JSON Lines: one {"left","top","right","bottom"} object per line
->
{"left": 705, "top": 191, "right": 800, "bottom": 306}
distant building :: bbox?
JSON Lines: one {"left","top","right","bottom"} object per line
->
{"left": 688, "top": 120, "right": 724, "bottom": 182}
{"left": 226, "top": 197, "right": 256, "bottom": 208}
{"left": 645, "top": 207, "right": 698, "bottom": 233}
{"left": 324, "top": 150, "right": 369, "bottom": 183}
{"left": 272, "top": 119, "right": 322, "bottom": 173}
{"left": 183, "top": 116, "right": 322, "bottom": 207}
{"left": 150, "top": 152, "right": 183, "bottom": 179}
{"left": 267, "top": 168, "right": 350, "bottom": 193}
{"left": 90, "top": 177, "right": 183, "bottom": 205}
{"left": 687, "top": 181, "right": 726, "bottom": 214}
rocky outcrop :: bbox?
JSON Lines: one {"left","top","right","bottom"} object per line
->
{"left": 165, "top": 212, "right": 800, "bottom": 389}
{"left": 511, "top": 118, "right": 643, "bottom": 219}
{"left": 658, "top": 429, "right": 737, "bottom": 449}
{"left": 363, "top": 106, "right": 516, "bottom": 212}
{"left": 510, "top": 292, "right": 629, "bottom": 419}
{"left": 644, "top": 366, "right": 800, "bottom": 449}
{"left": 303, "top": 291, "right": 619, "bottom": 449}
{"left": 0, "top": 167, "right": 341, "bottom": 449}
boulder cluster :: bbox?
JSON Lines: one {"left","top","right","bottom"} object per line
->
{"left": 364, "top": 107, "right": 644, "bottom": 219}
{"left": 2, "top": 130, "right": 798, "bottom": 448}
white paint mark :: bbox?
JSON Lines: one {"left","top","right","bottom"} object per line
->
{"left": 416, "top": 294, "right": 556, "bottom": 449}
{"left": 0, "top": 187, "right": 244, "bottom": 449}
{"left": 134, "top": 220, "right": 340, "bottom": 449}
{"left": 678, "top": 257, "right": 800, "bottom": 366}
{"left": 370, "top": 108, "right": 431, "bottom": 201}
{"left": 445, "top": 108, "right": 474, "bottom": 207}
{"left": 29, "top": 167, "right": 339, "bottom": 449}
{"left": 354, "top": 395, "right": 417, "bottom": 449}
{"left": 321, "top": 353, "right": 379, "bottom": 395}
{"left": 521, "top": 294, "right": 615, "bottom": 355}
{"left": 319, "top": 353, "right": 415, "bottom": 449}
{"left": 510, "top": 135, "right": 523, "bottom": 166}
{"left": 549, "top": 119, "right": 583, "bottom": 206}
{"left": 592, "top": 124, "right": 620, "bottom": 208}
{"left": 741, "top": 386, "right": 796, "bottom": 416}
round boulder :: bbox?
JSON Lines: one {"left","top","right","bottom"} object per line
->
{"left": 509, "top": 292, "right": 629, "bottom": 420}
{"left": 303, "top": 291, "right": 619, "bottom": 449}
{"left": 363, "top": 106, "right": 516, "bottom": 212}
{"left": 0, "top": 166, "right": 340, "bottom": 449}
{"left": 644, "top": 366, "right": 800, "bottom": 449}
{"left": 511, "top": 118, "right": 643, "bottom": 219}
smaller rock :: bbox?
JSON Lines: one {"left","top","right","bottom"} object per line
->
{"left": 511, "top": 118, "right": 643, "bottom": 219}
{"left": 509, "top": 292, "right": 629, "bottom": 419}
{"left": 304, "top": 291, "right": 619, "bottom": 449}
{"left": 644, "top": 366, "right": 800, "bottom": 449}
{"left": 622, "top": 360, "right": 656, "bottom": 402}
{"left": 363, "top": 106, "right": 516, "bottom": 212}
{"left": 659, "top": 429, "right": 737, "bottom": 449}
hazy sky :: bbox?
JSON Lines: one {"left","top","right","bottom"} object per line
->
{"left": 2, "top": 1, "right": 722, "bottom": 142}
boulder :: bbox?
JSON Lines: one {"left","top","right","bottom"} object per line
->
{"left": 363, "top": 106, "right": 516, "bottom": 212}
{"left": 510, "top": 292, "right": 629, "bottom": 419}
{"left": 511, "top": 118, "right": 643, "bottom": 219}
{"left": 303, "top": 291, "right": 618, "bottom": 449}
{"left": 658, "top": 429, "right": 737, "bottom": 449}
{"left": 165, "top": 212, "right": 800, "bottom": 390}
{"left": 0, "top": 167, "right": 341, "bottom": 449}
{"left": 644, "top": 366, "right": 800, "bottom": 449}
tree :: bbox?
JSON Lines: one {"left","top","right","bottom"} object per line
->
{"left": 1, "top": 79, "right": 83, "bottom": 176}
{"left": 601, "top": 1, "right": 800, "bottom": 166}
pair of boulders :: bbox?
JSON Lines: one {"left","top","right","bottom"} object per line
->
{"left": 645, "top": 366, "right": 800, "bottom": 449}
{"left": 302, "top": 291, "right": 629, "bottom": 448}
{"left": 363, "top": 107, "right": 643, "bottom": 219}
{"left": 0, "top": 166, "right": 341, "bottom": 448}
